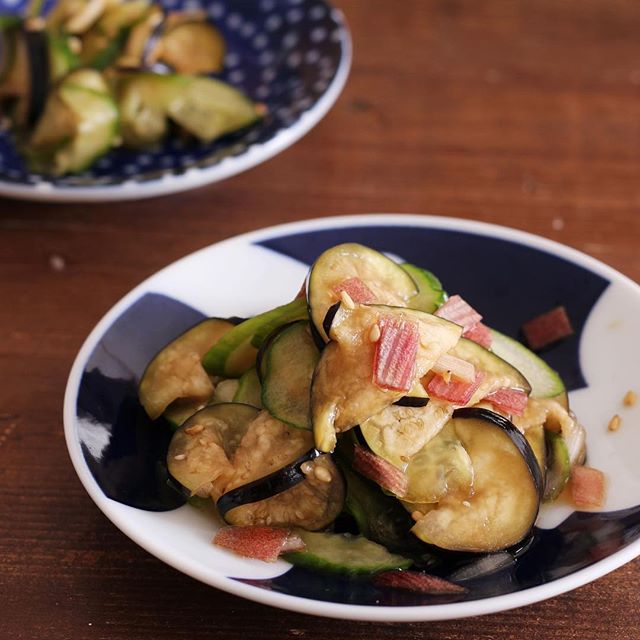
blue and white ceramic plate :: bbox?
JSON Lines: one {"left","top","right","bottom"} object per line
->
{"left": 0, "top": 0, "right": 350, "bottom": 202}
{"left": 64, "top": 214, "right": 640, "bottom": 621}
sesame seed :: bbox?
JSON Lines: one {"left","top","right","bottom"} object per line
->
{"left": 300, "top": 461, "right": 314, "bottom": 475}
{"left": 411, "top": 511, "right": 424, "bottom": 522}
{"left": 314, "top": 466, "right": 332, "bottom": 483}
{"left": 623, "top": 390, "right": 637, "bottom": 407}
{"left": 173, "top": 453, "right": 186, "bottom": 461}
{"left": 369, "top": 323, "right": 381, "bottom": 342}
{"left": 462, "top": 500, "right": 471, "bottom": 508}
{"left": 340, "top": 290, "right": 355, "bottom": 310}
{"left": 185, "top": 424, "right": 204, "bottom": 435}
{"left": 608, "top": 414, "right": 621, "bottom": 432}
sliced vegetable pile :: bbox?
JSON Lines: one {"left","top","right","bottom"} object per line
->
{"left": 0, "top": 0, "right": 262, "bottom": 174}
{"left": 139, "top": 242, "right": 605, "bottom": 591}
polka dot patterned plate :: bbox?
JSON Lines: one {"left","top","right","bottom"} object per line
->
{"left": 0, "top": 0, "right": 351, "bottom": 202}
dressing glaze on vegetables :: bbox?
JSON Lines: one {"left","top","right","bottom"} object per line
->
{"left": 137, "top": 242, "right": 602, "bottom": 587}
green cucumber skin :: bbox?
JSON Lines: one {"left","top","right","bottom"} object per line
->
{"left": 202, "top": 299, "right": 308, "bottom": 377}
{"left": 544, "top": 430, "right": 571, "bottom": 502}
{"left": 233, "top": 367, "right": 262, "bottom": 408}
{"left": 489, "top": 329, "right": 565, "bottom": 398}
{"left": 401, "top": 263, "right": 447, "bottom": 313}
{"left": 451, "top": 337, "right": 531, "bottom": 394}
{"left": 250, "top": 299, "right": 309, "bottom": 348}
{"left": 284, "top": 531, "right": 412, "bottom": 576}
{"left": 341, "top": 463, "right": 426, "bottom": 556}
{"left": 261, "top": 320, "right": 319, "bottom": 430}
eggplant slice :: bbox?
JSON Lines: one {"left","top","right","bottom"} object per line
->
{"left": 168, "top": 403, "right": 260, "bottom": 496}
{"left": 139, "top": 317, "right": 234, "bottom": 420}
{"left": 169, "top": 408, "right": 344, "bottom": 530}
{"left": 307, "top": 243, "right": 418, "bottom": 343}
{"left": 410, "top": 408, "right": 543, "bottom": 552}
{"left": 311, "top": 303, "right": 461, "bottom": 452}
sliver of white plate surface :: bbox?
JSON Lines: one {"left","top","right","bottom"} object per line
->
{"left": 0, "top": 0, "right": 351, "bottom": 202}
{"left": 64, "top": 214, "right": 640, "bottom": 621}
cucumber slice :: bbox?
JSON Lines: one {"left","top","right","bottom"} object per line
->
{"left": 360, "top": 400, "right": 454, "bottom": 468}
{"left": 544, "top": 430, "right": 571, "bottom": 501}
{"left": 139, "top": 317, "right": 234, "bottom": 420}
{"left": 490, "top": 329, "right": 565, "bottom": 398}
{"left": 450, "top": 337, "right": 531, "bottom": 398}
{"left": 168, "top": 403, "right": 260, "bottom": 495}
{"left": 47, "top": 32, "right": 78, "bottom": 80}
{"left": 340, "top": 463, "right": 427, "bottom": 556}
{"left": 250, "top": 300, "right": 310, "bottom": 347}
{"left": 116, "top": 72, "right": 184, "bottom": 146}
{"left": 117, "top": 72, "right": 261, "bottom": 147}
{"left": 202, "top": 298, "right": 308, "bottom": 378}
{"left": 307, "top": 243, "right": 418, "bottom": 342}
{"left": 261, "top": 321, "right": 319, "bottom": 429}
{"left": 233, "top": 367, "right": 262, "bottom": 408}
{"left": 403, "top": 421, "right": 474, "bottom": 504}
{"left": 401, "top": 263, "right": 446, "bottom": 313}
{"left": 54, "top": 84, "right": 118, "bottom": 173}
{"left": 168, "top": 76, "right": 260, "bottom": 142}
{"left": 411, "top": 408, "right": 542, "bottom": 552}
{"left": 283, "top": 531, "right": 412, "bottom": 576}
{"left": 29, "top": 69, "right": 119, "bottom": 174}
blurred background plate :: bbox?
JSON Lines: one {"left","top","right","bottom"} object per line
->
{"left": 0, "top": 0, "right": 351, "bottom": 202}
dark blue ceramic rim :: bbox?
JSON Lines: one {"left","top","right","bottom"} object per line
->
{"left": 64, "top": 216, "right": 640, "bottom": 620}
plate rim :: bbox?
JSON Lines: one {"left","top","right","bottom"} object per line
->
{"left": 63, "top": 213, "right": 640, "bottom": 621}
{"left": 0, "top": 5, "right": 352, "bottom": 203}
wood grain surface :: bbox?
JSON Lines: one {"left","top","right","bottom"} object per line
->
{"left": 2, "top": 1, "right": 640, "bottom": 638}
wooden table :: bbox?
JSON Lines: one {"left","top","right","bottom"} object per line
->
{"left": 2, "top": 1, "right": 640, "bottom": 638}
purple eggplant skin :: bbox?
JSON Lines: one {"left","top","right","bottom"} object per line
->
{"left": 320, "top": 302, "right": 341, "bottom": 343}
{"left": 24, "top": 29, "right": 50, "bottom": 127}
{"left": 393, "top": 397, "right": 429, "bottom": 408}
{"left": 216, "top": 447, "right": 321, "bottom": 520}
{"left": 452, "top": 407, "right": 544, "bottom": 500}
